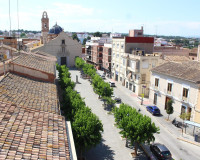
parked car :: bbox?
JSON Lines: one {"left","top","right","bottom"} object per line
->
{"left": 114, "top": 97, "right": 121, "bottom": 103}
{"left": 109, "top": 82, "right": 115, "bottom": 87}
{"left": 146, "top": 106, "right": 160, "bottom": 115}
{"left": 150, "top": 143, "right": 172, "bottom": 160}
{"left": 101, "top": 75, "right": 106, "bottom": 79}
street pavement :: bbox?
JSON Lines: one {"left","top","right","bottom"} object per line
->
{"left": 70, "top": 69, "right": 200, "bottom": 160}
{"left": 96, "top": 70, "right": 200, "bottom": 160}
{"left": 70, "top": 70, "right": 147, "bottom": 160}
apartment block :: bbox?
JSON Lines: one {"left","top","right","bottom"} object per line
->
{"left": 85, "top": 37, "right": 111, "bottom": 70}
{"left": 112, "top": 35, "right": 160, "bottom": 97}
{"left": 102, "top": 43, "right": 112, "bottom": 73}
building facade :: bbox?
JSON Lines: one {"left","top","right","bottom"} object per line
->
{"left": 102, "top": 43, "right": 112, "bottom": 73}
{"left": 85, "top": 37, "right": 111, "bottom": 70}
{"left": 32, "top": 31, "right": 82, "bottom": 67}
{"left": 149, "top": 61, "right": 200, "bottom": 123}
{"left": 111, "top": 36, "right": 159, "bottom": 97}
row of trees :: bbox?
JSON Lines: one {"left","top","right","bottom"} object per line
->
{"left": 75, "top": 57, "right": 114, "bottom": 105}
{"left": 75, "top": 57, "right": 160, "bottom": 157}
{"left": 113, "top": 104, "right": 160, "bottom": 156}
{"left": 56, "top": 64, "right": 103, "bottom": 159}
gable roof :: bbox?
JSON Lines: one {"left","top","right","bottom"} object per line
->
{"left": 0, "top": 102, "right": 70, "bottom": 159}
{"left": 151, "top": 61, "right": 200, "bottom": 83}
{"left": 12, "top": 53, "right": 56, "bottom": 74}
{"left": 0, "top": 73, "right": 59, "bottom": 114}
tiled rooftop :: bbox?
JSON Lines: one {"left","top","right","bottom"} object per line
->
{"left": 12, "top": 53, "right": 55, "bottom": 74}
{"left": 0, "top": 73, "right": 59, "bottom": 114}
{"left": 0, "top": 102, "right": 70, "bottom": 160}
{"left": 164, "top": 55, "right": 190, "bottom": 62}
{"left": 152, "top": 61, "right": 200, "bottom": 83}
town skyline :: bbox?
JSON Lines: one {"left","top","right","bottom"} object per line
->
{"left": 1, "top": 0, "right": 200, "bottom": 37}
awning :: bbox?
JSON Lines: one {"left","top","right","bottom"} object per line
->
{"left": 184, "top": 120, "right": 200, "bottom": 128}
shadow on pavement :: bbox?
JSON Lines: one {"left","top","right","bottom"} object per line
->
{"left": 84, "top": 139, "right": 115, "bottom": 160}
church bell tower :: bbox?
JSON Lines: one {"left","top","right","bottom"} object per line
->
{"left": 41, "top": 11, "right": 49, "bottom": 44}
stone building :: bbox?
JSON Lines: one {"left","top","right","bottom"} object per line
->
{"left": 32, "top": 11, "right": 82, "bottom": 67}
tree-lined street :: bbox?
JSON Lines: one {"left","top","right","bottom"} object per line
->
{"left": 70, "top": 69, "right": 200, "bottom": 160}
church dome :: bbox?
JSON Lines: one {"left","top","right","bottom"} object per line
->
{"left": 48, "top": 23, "right": 63, "bottom": 34}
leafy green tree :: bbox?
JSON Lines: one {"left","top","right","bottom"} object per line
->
{"left": 83, "top": 38, "right": 87, "bottom": 45}
{"left": 75, "top": 57, "right": 85, "bottom": 69}
{"left": 87, "top": 36, "right": 91, "bottom": 40}
{"left": 93, "top": 31, "right": 102, "bottom": 37}
{"left": 72, "top": 107, "right": 103, "bottom": 159}
{"left": 114, "top": 104, "right": 159, "bottom": 155}
{"left": 20, "top": 32, "right": 26, "bottom": 38}
{"left": 166, "top": 100, "right": 174, "bottom": 120}
{"left": 72, "top": 33, "right": 80, "bottom": 42}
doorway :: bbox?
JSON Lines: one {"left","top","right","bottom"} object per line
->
{"left": 153, "top": 93, "right": 157, "bottom": 105}
{"left": 165, "top": 96, "right": 172, "bottom": 109}
{"left": 61, "top": 57, "right": 66, "bottom": 65}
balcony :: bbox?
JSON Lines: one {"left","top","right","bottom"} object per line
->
{"left": 151, "top": 84, "right": 159, "bottom": 91}
{"left": 164, "top": 89, "right": 173, "bottom": 96}
{"left": 127, "top": 66, "right": 138, "bottom": 73}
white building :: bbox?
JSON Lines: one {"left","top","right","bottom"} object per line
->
{"left": 149, "top": 61, "right": 200, "bottom": 123}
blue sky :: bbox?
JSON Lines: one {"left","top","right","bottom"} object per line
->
{"left": 1, "top": 0, "right": 200, "bottom": 37}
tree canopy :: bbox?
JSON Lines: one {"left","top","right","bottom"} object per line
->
{"left": 72, "top": 33, "right": 80, "bottom": 42}
{"left": 114, "top": 103, "right": 159, "bottom": 155}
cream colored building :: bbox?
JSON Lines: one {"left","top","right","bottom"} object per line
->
{"left": 149, "top": 61, "right": 200, "bottom": 123}
{"left": 32, "top": 31, "right": 82, "bottom": 67}
{"left": 111, "top": 36, "right": 160, "bottom": 97}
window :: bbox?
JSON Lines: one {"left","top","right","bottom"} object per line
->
{"left": 167, "top": 83, "right": 172, "bottom": 92}
{"left": 141, "top": 74, "right": 146, "bottom": 83}
{"left": 120, "top": 77, "right": 122, "bottom": 81}
{"left": 113, "top": 43, "right": 115, "bottom": 47}
{"left": 113, "top": 52, "right": 115, "bottom": 56}
{"left": 62, "top": 40, "right": 65, "bottom": 45}
{"left": 155, "top": 78, "right": 159, "bottom": 87}
{"left": 121, "top": 45, "right": 124, "bottom": 49}
{"left": 183, "top": 88, "right": 189, "bottom": 98}
{"left": 123, "top": 59, "right": 125, "bottom": 66}
{"left": 117, "top": 43, "right": 119, "bottom": 48}
{"left": 116, "top": 54, "right": 119, "bottom": 58}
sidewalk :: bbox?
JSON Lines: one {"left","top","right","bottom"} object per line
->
{"left": 108, "top": 75, "right": 200, "bottom": 147}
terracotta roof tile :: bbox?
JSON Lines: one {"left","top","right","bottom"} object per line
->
{"left": 0, "top": 73, "right": 59, "bottom": 114}
{"left": 0, "top": 102, "right": 70, "bottom": 159}
{"left": 12, "top": 53, "right": 55, "bottom": 74}
{"left": 152, "top": 61, "right": 200, "bottom": 83}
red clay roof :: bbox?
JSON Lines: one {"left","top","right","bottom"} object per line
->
{"left": 0, "top": 102, "right": 70, "bottom": 159}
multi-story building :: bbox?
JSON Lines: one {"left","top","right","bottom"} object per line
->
{"left": 111, "top": 34, "right": 160, "bottom": 97}
{"left": 85, "top": 37, "right": 111, "bottom": 70}
{"left": 102, "top": 43, "right": 112, "bottom": 73}
{"left": 149, "top": 61, "right": 200, "bottom": 123}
